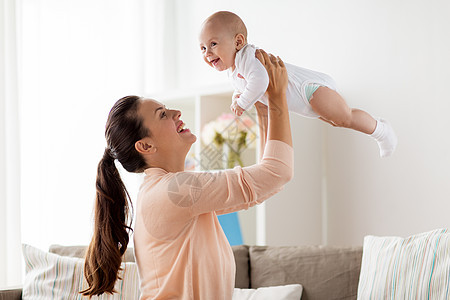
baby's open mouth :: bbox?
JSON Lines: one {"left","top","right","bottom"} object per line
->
{"left": 210, "top": 58, "right": 220, "bottom": 66}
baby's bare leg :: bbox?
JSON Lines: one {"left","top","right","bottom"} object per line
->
{"left": 309, "top": 87, "right": 397, "bottom": 157}
{"left": 309, "top": 87, "right": 376, "bottom": 134}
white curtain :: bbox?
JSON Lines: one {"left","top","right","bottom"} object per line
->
{"left": 0, "top": 0, "right": 172, "bottom": 288}
{"left": 0, "top": 0, "right": 22, "bottom": 288}
{"left": 19, "top": 0, "right": 154, "bottom": 251}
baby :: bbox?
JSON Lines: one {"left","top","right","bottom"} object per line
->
{"left": 199, "top": 11, "right": 397, "bottom": 157}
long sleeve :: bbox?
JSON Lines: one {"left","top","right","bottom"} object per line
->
{"left": 232, "top": 44, "right": 269, "bottom": 110}
{"left": 193, "top": 139, "right": 293, "bottom": 215}
{"left": 140, "top": 139, "right": 293, "bottom": 237}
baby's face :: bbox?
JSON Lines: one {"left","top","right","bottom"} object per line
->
{"left": 199, "top": 22, "right": 237, "bottom": 72}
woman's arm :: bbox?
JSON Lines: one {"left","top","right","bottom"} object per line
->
{"left": 256, "top": 49, "right": 292, "bottom": 147}
{"left": 253, "top": 49, "right": 292, "bottom": 160}
{"left": 214, "top": 52, "right": 294, "bottom": 215}
{"left": 254, "top": 101, "right": 268, "bottom": 161}
{"left": 146, "top": 53, "right": 293, "bottom": 223}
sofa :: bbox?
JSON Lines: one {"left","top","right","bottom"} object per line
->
{"left": 5, "top": 229, "right": 450, "bottom": 300}
{"left": 0, "top": 244, "right": 363, "bottom": 300}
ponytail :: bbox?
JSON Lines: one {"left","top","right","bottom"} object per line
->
{"left": 81, "top": 148, "right": 132, "bottom": 296}
{"left": 81, "top": 95, "right": 148, "bottom": 297}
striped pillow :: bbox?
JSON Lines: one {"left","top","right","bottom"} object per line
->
{"left": 22, "top": 244, "right": 140, "bottom": 299}
{"left": 357, "top": 228, "right": 450, "bottom": 299}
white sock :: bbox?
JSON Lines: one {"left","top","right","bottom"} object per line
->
{"left": 371, "top": 118, "right": 398, "bottom": 158}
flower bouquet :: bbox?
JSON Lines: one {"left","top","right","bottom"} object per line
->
{"left": 201, "top": 113, "right": 257, "bottom": 169}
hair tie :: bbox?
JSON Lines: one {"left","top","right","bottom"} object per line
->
{"left": 103, "top": 147, "right": 117, "bottom": 163}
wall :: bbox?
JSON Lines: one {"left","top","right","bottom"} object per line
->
{"left": 170, "top": 0, "right": 450, "bottom": 246}
{"left": 322, "top": 0, "right": 450, "bottom": 245}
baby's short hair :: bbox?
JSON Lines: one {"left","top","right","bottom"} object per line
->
{"left": 205, "top": 11, "right": 247, "bottom": 39}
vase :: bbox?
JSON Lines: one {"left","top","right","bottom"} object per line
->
{"left": 223, "top": 142, "right": 243, "bottom": 169}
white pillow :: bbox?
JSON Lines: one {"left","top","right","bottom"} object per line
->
{"left": 22, "top": 244, "right": 140, "bottom": 299}
{"left": 233, "top": 284, "right": 303, "bottom": 300}
{"left": 357, "top": 228, "right": 450, "bottom": 299}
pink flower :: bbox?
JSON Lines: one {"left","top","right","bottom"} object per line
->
{"left": 217, "top": 113, "right": 235, "bottom": 122}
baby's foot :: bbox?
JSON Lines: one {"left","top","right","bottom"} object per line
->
{"left": 371, "top": 118, "right": 398, "bottom": 158}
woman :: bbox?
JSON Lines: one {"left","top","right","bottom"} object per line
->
{"left": 81, "top": 50, "right": 293, "bottom": 299}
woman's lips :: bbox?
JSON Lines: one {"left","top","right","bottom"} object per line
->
{"left": 180, "top": 128, "right": 190, "bottom": 133}
{"left": 177, "top": 121, "right": 191, "bottom": 134}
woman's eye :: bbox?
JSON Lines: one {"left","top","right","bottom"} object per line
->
{"left": 161, "top": 111, "right": 167, "bottom": 118}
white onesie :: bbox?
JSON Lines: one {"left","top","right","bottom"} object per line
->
{"left": 228, "top": 44, "right": 337, "bottom": 118}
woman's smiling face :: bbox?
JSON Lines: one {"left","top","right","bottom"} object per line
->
{"left": 137, "top": 99, "right": 197, "bottom": 162}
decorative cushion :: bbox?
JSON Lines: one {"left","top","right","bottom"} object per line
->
{"left": 49, "top": 244, "right": 136, "bottom": 262}
{"left": 249, "top": 245, "right": 363, "bottom": 300}
{"left": 22, "top": 244, "right": 140, "bottom": 299}
{"left": 357, "top": 228, "right": 450, "bottom": 299}
{"left": 233, "top": 284, "right": 303, "bottom": 300}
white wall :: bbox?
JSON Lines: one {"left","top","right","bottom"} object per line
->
{"left": 170, "top": 0, "right": 450, "bottom": 245}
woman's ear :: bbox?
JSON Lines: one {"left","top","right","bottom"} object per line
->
{"left": 135, "top": 137, "right": 157, "bottom": 155}
{"left": 235, "top": 33, "right": 246, "bottom": 51}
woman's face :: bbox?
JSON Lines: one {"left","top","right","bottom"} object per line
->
{"left": 138, "top": 98, "right": 197, "bottom": 160}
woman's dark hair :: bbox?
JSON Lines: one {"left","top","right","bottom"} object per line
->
{"left": 81, "top": 95, "right": 149, "bottom": 297}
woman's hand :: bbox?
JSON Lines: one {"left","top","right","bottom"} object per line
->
{"left": 255, "top": 49, "right": 288, "bottom": 99}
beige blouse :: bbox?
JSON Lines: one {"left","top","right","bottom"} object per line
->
{"left": 134, "top": 140, "right": 294, "bottom": 299}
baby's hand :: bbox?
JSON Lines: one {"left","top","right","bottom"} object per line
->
{"left": 231, "top": 101, "right": 245, "bottom": 116}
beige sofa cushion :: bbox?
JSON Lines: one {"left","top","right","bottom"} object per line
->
{"left": 50, "top": 244, "right": 249, "bottom": 288}
{"left": 232, "top": 245, "right": 250, "bottom": 288}
{"left": 249, "top": 245, "right": 362, "bottom": 300}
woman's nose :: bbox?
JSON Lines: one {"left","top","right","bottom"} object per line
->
{"left": 172, "top": 109, "right": 181, "bottom": 119}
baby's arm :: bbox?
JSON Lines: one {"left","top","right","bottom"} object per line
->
{"left": 234, "top": 49, "right": 269, "bottom": 111}
{"left": 230, "top": 95, "right": 245, "bottom": 116}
